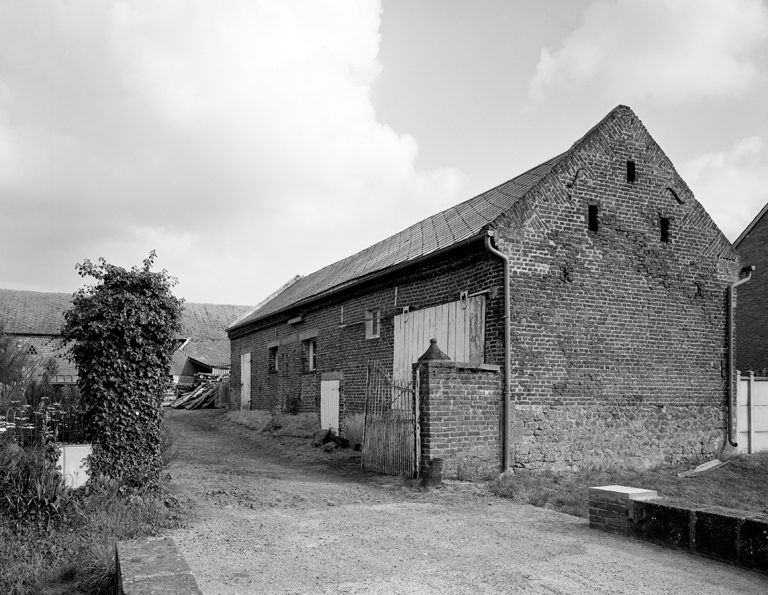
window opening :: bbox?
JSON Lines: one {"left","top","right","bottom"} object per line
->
{"left": 365, "top": 309, "right": 381, "bottom": 339}
{"left": 588, "top": 205, "right": 599, "bottom": 232}
{"left": 307, "top": 339, "right": 316, "bottom": 371}
{"left": 269, "top": 346, "right": 278, "bottom": 372}
{"left": 660, "top": 217, "right": 670, "bottom": 242}
{"left": 627, "top": 160, "right": 636, "bottom": 183}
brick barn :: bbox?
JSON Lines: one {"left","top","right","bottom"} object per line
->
{"left": 733, "top": 205, "right": 768, "bottom": 374}
{"left": 227, "top": 105, "right": 741, "bottom": 475}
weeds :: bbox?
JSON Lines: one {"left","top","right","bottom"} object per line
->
{"left": 489, "top": 453, "right": 768, "bottom": 518}
{"left": 225, "top": 410, "right": 319, "bottom": 438}
{"left": 0, "top": 475, "right": 188, "bottom": 595}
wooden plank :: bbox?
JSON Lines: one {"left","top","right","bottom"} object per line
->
{"left": 454, "top": 300, "right": 467, "bottom": 362}
{"left": 447, "top": 301, "right": 457, "bottom": 358}
{"left": 469, "top": 296, "right": 485, "bottom": 364}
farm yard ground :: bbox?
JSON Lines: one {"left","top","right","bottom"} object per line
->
{"left": 165, "top": 409, "right": 767, "bottom": 595}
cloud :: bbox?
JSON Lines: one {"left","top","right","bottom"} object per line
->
{"left": 0, "top": 0, "right": 466, "bottom": 304}
{"left": 681, "top": 136, "right": 768, "bottom": 241}
{"left": 530, "top": 0, "right": 768, "bottom": 104}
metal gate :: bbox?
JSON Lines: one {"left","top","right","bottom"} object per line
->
{"left": 362, "top": 361, "right": 420, "bottom": 477}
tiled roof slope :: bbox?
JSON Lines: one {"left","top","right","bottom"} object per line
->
{"left": 0, "top": 289, "right": 73, "bottom": 335}
{"left": 232, "top": 152, "right": 566, "bottom": 329}
{"left": 182, "top": 339, "right": 231, "bottom": 368}
{"left": 0, "top": 288, "right": 250, "bottom": 341}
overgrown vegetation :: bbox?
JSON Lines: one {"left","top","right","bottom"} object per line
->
{"left": 61, "top": 251, "right": 183, "bottom": 485}
{"left": 489, "top": 453, "right": 768, "bottom": 518}
{"left": 1, "top": 255, "right": 189, "bottom": 594}
{"left": 0, "top": 476, "right": 187, "bottom": 595}
{"left": 224, "top": 410, "right": 319, "bottom": 438}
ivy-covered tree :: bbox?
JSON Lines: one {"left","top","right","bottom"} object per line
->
{"left": 61, "top": 251, "right": 183, "bottom": 485}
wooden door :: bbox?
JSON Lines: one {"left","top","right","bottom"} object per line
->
{"left": 320, "top": 380, "right": 340, "bottom": 433}
{"left": 240, "top": 352, "right": 251, "bottom": 410}
{"left": 392, "top": 295, "right": 485, "bottom": 385}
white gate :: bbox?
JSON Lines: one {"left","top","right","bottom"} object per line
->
{"left": 392, "top": 295, "right": 485, "bottom": 386}
{"left": 321, "top": 380, "right": 340, "bottom": 433}
{"left": 240, "top": 352, "right": 251, "bottom": 410}
{"left": 736, "top": 372, "right": 768, "bottom": 453}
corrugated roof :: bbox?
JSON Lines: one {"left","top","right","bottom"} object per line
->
{"left": 231, "top": 152, "right": 566, "bottom": 329}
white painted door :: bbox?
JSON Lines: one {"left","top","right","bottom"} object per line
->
{"left": 240, "top": 352, "right": 251, "bottom": 410}
{"left": 737, "top": 375, "right": 768, "bottom": 453}
{"left": 392, "top": 295, "right": 485, "bottom": 386}
{"left": 321, "top": 380, "right": 340, "bottom": 433}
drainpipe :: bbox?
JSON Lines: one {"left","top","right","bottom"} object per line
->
{"left": 484, "top": 230, "right": 511, "bottom": 474}
{"left": 727, "top": 266, "right": 754, "bottom": 447}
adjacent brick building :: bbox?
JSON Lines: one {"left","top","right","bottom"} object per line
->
{"left": 733, "top": 205, "right": 768, "bottom": 373}
{"left": 228, "top": 105, "right": 740, "bottom": 473}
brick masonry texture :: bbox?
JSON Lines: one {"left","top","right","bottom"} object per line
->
{"left": 229, "top": 106, "right": 739, "bottom": 471}
{"left": 417, "top": 361, "right": 502, "bottom": 479}
{"left": 735, "top": 211, "right": 768, "bottom": 373}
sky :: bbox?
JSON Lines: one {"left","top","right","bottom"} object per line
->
{"left": 1, "top": 0, "right": 767, "bottom": 306}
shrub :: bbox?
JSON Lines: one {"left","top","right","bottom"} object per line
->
{"left": 61, "top": 252, "right": 184, "bottom": 486}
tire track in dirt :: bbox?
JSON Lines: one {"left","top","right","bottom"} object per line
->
{"left": 165, "top": 410, "right": 768, "bottom": 595}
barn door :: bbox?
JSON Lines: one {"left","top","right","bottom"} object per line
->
{"left": 392, "top": 295, "right": 485, "bottom": 385}
{"left": 320, "top": 380, "right": 340, "bottom": 433}
{"left": 240, "top": 352, "right": 251, "bottom": 410}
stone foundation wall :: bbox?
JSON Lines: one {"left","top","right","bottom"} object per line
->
{"left": 512, "top": 404, "right": 725, "bottom": 470}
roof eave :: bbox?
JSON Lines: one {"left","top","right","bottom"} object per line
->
{"left": 227, "top": 229, "right": 494, "bottom": 336}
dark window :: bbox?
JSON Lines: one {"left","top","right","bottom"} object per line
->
{"left": 660, "top": 217, "right": 670, "bottom": 242}
{"left": 365, "top": 309, "right": 381, "bottom": 339}
{"left": 588, "top": 205, "right": 599, "bottom": 232}
{"left": 627, "top": 160, "right": 636, "bottom": 183}
{"left": 268, "top": 346, "right": 278, "bottom": 372}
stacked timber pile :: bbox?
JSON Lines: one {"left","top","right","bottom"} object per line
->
{"left": 166, "top": 374, "right": 225, "bottom": 410}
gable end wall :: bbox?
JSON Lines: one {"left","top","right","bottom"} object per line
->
{"left": 493, "top": 107, "right": 739, "bottom": 470}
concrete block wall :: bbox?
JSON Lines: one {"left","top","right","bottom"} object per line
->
{"left": 417, "top": 359, "right": 502, "bottom": 478}
{"left": 590, "top": 485, "right": 768, "bottom": 571}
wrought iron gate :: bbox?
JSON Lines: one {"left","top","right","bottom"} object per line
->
{"left": 362, "top": 361, "right": 420, "bottom": 477}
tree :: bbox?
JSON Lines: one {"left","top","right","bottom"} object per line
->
{"left": 0, "top": 325, "right": 38, "bottom": 411}
{"left": 61, "top": 251, "right": 183, "bottom": 484}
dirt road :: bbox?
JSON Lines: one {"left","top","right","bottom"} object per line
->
{"left": 166, "top": 409, "right": 767, "bottom": 594}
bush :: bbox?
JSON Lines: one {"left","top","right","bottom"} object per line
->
{"left": 61, "top": 252, "right": 184, "bottom": 486}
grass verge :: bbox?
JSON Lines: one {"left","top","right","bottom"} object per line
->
{"left": 225, "top": 410, "right": 319, "bottom": 438}
{"left": 489, "top": 452, "right": 768, "bottom": 518}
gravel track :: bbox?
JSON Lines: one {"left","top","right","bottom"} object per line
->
{"left": 165, "top": 409, "right": 768, "bottom": 594}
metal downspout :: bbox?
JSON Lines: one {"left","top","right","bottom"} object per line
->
{"left": 484, "top": 231, "right": 511, "bottom": 474}
{"left": 727, "top": 266, "right": 754, "bottom": 447}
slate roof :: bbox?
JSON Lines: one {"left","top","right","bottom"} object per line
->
{"left": 231, "top": 152, "right": 566, "bottom": 330}
{"left": 0, "top": 289, "right": 250, "bottom": 368}
{"left": 0, "top": 289, "right": 73, "bottom": 335}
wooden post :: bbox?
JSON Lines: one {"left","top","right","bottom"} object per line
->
{"left": 749, "top": 370, "right": 755, "bottom": 454}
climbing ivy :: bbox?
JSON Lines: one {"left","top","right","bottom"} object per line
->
{"left": 62, "top": 251, "right": 183, "bottom": 485}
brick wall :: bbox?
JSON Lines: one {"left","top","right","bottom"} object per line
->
{"left": 735, "top": 213, "right": 768, "bottom": 373}
{"left": 417, "top": 359, "right": 502, "bottom": 479}
{"left": 493, "top": 107, "right": 739, "bottom": 469}
{"left": 228, "top": 244, "right": 505, "bottom": 425}
{"left": 229, "top": 106, "right": 738, "bottom": 472}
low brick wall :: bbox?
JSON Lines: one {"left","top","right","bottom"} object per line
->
{"left": 417, "top": 360, "right": 501, "bottom": 479}
{"left": 115, "top": 536, "right": 202, "bottom": 595}
{"left": 589, "top": 485, "right": 768, "bottom": 571}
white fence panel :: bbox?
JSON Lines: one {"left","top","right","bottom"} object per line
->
{"left": 736, "top": 372, "right": 768, "bottom": 453}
